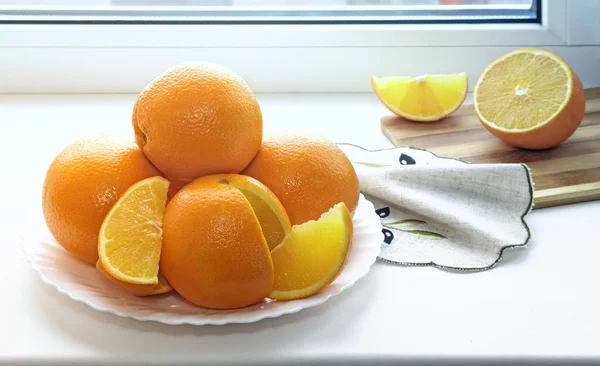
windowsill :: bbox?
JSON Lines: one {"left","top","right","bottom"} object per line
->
{"left": 2, "top": 92, "right": 600, "bottom": 365}
{"left": 1, "top": 0, "right": 599, "bottom": 93}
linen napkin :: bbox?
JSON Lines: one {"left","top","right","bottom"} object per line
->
{"left": 338, "top": 143, "right": 534, "bottom": 271}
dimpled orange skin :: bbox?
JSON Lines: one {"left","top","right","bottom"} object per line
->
{"left": 132, "top": 62, "right": 263, "bottom": 181}
{"left": 161, "top": 174, "right": 274, "bottom": 310}
{"left": 166, "top": 176, "right": 190, "bottom": 202}
{"left": 42, "top": 136, "right": 161, "bottom": 264}
{"left": 242, "top": 133, "right": 360, "bottom": 226}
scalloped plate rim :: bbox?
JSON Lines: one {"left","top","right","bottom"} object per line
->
{"left": 22, "top": 194, "right": 382, "bottom": 326}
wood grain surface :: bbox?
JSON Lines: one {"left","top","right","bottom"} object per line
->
{"left": 381, "top": 88, "right": 600, "bottom": 208}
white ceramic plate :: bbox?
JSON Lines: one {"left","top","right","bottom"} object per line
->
{"left": 22, "top": 194, "right": 382, "bottom": 326}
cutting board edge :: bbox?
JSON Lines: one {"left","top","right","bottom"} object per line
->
{"left": 381, "top": 88, "right": 600, "bottom": 209}
{"left": 533, "top": 182, "right": 600, "bottom": 209}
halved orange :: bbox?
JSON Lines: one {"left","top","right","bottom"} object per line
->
{"left": 96, "top": 260, "right": 173, "bottom": 297}
{"left": 473, "top": 48, "right": 585, "bottom": 150}
{"left": 371, "top": 73, "right": 468, "bottom": 122}
{"left": 98, "top": 176, "right": 169, "bottom": 285}
{"left": 268, "top": 202, "right": 352, "bottom": 301}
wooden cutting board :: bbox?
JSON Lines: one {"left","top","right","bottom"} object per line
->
{"left": 381, "top": 88, "right": 600, "bottom": 209}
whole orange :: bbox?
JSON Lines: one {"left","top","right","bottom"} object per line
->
{"left": 132, "top": 62, "right": 263, "bottom": 181}
{"left": 166, "top": 176, "right": 189, "bottom": 202}
{"left": 42, "top": 135, "right": 161, "bottom": 264}
{"left": 161, "top": 174, "right": 281, "bottom": 310}
{"left": 242, "top": 132, "right": 360, "bottom": 226}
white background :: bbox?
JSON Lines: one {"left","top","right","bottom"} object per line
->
{"left": 0, "top": 0, "right": 598, "bottom": 93}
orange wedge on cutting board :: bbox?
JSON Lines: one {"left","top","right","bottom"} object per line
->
{"left": 473, "top": 48, "right": 586, "bottom": 150}
{"left": 371, "top": 73, "right": 468, "bottom": 122}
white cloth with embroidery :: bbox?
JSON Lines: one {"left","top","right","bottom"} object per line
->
{"left": 338, "top": 144, "right": 534, "bottom": 271}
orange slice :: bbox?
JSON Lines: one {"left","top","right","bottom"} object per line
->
{"left": 224, "top": 175, "right": 292, "bottom": 250}
{"left": 371, "top": 73, "right": 468, "bottom": 122}
{"left": 96, "top": 260, "right": 172, "bottom": 297}
{"left": 269, "top": 202, "right": 352, "bottom": 301}
{"left": 98, "top": 176, "right": 169, "bottom": 285}
{"left": 473, "top": 48, "right": 585, "bottom": 150}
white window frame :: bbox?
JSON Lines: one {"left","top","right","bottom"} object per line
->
{"left": 0, "top": 0, "right": 598, "bottom": 93}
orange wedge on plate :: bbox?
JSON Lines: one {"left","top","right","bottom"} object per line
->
{"left": 96, "top": 260, "right": 173, "bottom": 297}
{"left": 98, "top": 176, "right": 169, "bottom": 285}
{"left": 269, "top": 202, "right": 352, "bottom": 301}
{"left": 371, "top": 73, "right": 468, "bottom": 122}
{"left": 473, "top": 48, "right": 585, "bottom": 150}
{"left": 225, "top": 174, "right": 292, "bottom": 250}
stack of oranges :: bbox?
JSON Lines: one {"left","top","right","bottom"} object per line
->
{"left": 42, "top": 62, "right": 359, "bottom": 309}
